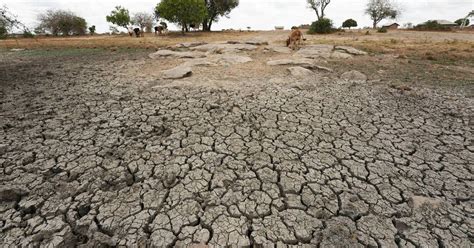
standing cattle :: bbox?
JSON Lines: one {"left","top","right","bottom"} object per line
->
{"left": 154, "top": 26, "right": 165, "bottom": 36}
{"left": 133, "top": 28, "right": 141, "bottom": 37}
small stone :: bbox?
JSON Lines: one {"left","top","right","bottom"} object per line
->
{"left": 340, "top": 70, "right": 367, "bottom": 82}
{"left": 0, "top": 144, "right": 7, "bottom": 155}
{"left": 162, "top": 66, "right": 192, "bottom": 79}
{"left": 0, "top": 186, "right": 28, "bottom": 202}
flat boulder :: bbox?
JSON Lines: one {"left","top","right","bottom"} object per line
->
{"left": 295, "top": 45, "right": 334, "bottom": 59}
{"left": 162, "top": 66, "right": 192, "bottom": 79}
{"left": 287, "top": 67, "right": 314, "bottom": 78}
{"left": 330, "top": 51, "right": 353, "bottom": 59}
{"left": 212, "top": 54, "right": 253, "bottom": 65}
{"left": 244, "top": 39, "right": 269, "bottom": 45}
{"left": 335, "top": 46, "right": 368, "bottom": 55}
{"left": 264, "top": 46, "right": 292, "bottom": 54}
{"left": 175, "top": 42, "right": 207, "bottom": 48}
{"left": 267, "top": 58, "right": 314, "bottom": 67}
{"left": 191, "top": 43, "right": 258, "bottom": 53}
{"left": 182, "top": 58, "right": 218, "bottom": 67}
{"left": 149, "top": 50, "right": 205, "bottom": 59}
{"left": 341, "top": 70, "right": 367, "bottom": 82}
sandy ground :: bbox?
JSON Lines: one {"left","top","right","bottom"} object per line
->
{"left": 0, "top": 31, "right": 473, "bottom": 247}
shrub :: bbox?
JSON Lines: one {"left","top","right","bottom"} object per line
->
{"left": 308, "top": 18, "right": 333, "bottom": 34}
{"left": 342, "top": 19, "right": 358, "bottom": 29}
{"left": 23, "top": 30, "right": 35, "bottom": 38}
{"left": 0, "top": 26, "right": 7, "bottom": 39}
{"left": 414, "top": 21, "right": 451, "bottom": 31}
{"left": 377, "top": 27, "right": 388, "bottom": 33}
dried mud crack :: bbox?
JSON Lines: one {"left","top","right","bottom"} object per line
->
{"left": 0, "top": 43, "right": 473, "bottom": 247}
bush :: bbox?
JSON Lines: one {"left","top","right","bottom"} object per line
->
{"left": 342, "top": 19, "right": 358, "bottom": 29}
{"left": 377, "top": 27, "right": 388, "bottom": 33}
{"left": 0, "top": 26, "right": 7, "bottom": 39}
{"left": 37, "top": 10, "right": 87, "bottom": 36}
{"left": 414, "top": 21, "right": 451, "bottom": 31}
{"left": 308, "top": 18, "right": 333, "bottom": 34}
{"left": 23, "top": 30, "right": 35, "bottom": 38}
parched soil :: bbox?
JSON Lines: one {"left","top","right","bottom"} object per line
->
{"left": 0, "top": 31, "right": 473, "bottom": 247}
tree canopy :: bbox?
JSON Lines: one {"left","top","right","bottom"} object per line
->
{"left": 155, "top": 0, "right": 207, "bottom": 33}
{"left": 365, "top": 0, "right": 400, "bottom": 29}
{"left": 37, "top": 10, "right": 87, "bottom": 36}
{"left": 307, "top": 0, "right": 331, "bottom": 20}
{"left": 132, "top": 12, "right": 154, "bottom": 32}
{"left": 455, "top": 18, "right": 469, "bottom": 26}
{"left": 106, "top": 6, "right": 131, "bottom": 30}
{"left": 342, "top": 19, "right": 358, "bottom": 29}
{"left": 202, "top": 0, "right": 239, "bottom": 31}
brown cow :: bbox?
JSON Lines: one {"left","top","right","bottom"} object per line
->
{"left": 286, "top": 28, "right": 304, "bottom": 50}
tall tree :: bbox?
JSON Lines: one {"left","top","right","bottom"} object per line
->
{"left": 132, "top": 12, "right": 154, "bottom": 33}
{"left": 106, "top": 6, "right": 131, "bottom": 30}
{"left": 37, "top": 10, "right": 87, "bottom": 36}
{"left": 1, "top": 5, "right": 30, "bottom": 38}
{"left": 365, "top": 0, "right": 400, "bottom": 29}
{"left": 155, "top": 0, "right": 207, "bottom": 34}
{"left": 307, "top": 0, "right": 331, "bottom": 20}
{"left": 202, "top": 0, "right": 239, "bottom": 31}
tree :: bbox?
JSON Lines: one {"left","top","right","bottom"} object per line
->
{"left": 342, "top": 19, "right": 358, "bottom": 29}
{"left": 1, "top": 5, "right": 28, "bottom": 38}
{"left": 307, "top": 0, "right": 331, "bottom": 20}
{"left": 365, "top": 0, "right": 400, "bottom": 29}
{"left": 455, "top": 18, "right": 469, "bottom": 26}
{"left": 308, "top": 18, "right": 333, "bottom": 34}
{"left": 155, "top": 0, "right": 207, "bottom": 33}
{"left": 88, "top": 25, "right": 96, "bottom": 35}
{"left": 37, "top": 10, "right": 87, "bottom": 36}
{"left": 202, "top": 0, "right": 239, "bottom": 31}
{"left": 106, "top": 6, "right": 131, "bottom": 30}
{"left": 132, "top": 12, "right": 154, "bottom": 33}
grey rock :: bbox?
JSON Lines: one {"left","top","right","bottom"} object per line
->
{"left": 212, "top": 54, "right": 253, "bottom": 65}
{"left": 149, "top": 50, "right": 205, "bottom": 59}
{"left": 264, "top": 46, "right": 292, "bottom": 54}
{"left": 335, "top": 46, "right": 368, "bottom": 55}
{"left": 295, "top": 45, "right": 334, "bottom": 59}
{"left": 267, "top": 58, "right": 314, "bottom": 67}
{"left": 287, "top": 67, "right": 314, "bottom": 78}
{"left": 162, "top": 66, "right": 192, "bottom": 79}
{"left": 341, "top": 70, "right": 367, "bottom": 82}
{"left": 330, "top": 51, "right": 353, "bottom": 59}
{"left": 0, "top": 144, "right": 7, "bottom": 155}
{"left": 191, "top": 43, "right": 258, "bottom": 53}
{"left": 175, "top": 42, "right": 207, "bottom": 48}
{"left": 0, "top": 186, "right": 28, "bottom": 201}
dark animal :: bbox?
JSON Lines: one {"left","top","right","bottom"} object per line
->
{"left": 133, "top": 28, "right": 141, "bottom": 37}
{"left": 154, "top": 26, "right": 165, "bottom": 36}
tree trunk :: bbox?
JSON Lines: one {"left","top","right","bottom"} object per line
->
{"left": 373, "top": 20, "right": 377, "bottom": 29}
{"left": 207, "top": 20, "right": 213, "bottom": 31}
{"left": 202, "top": 20, "right": 209, "bottom": 31}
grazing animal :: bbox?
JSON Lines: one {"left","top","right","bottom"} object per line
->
{"left": 128, "top": 27, "right": 134, "bottom": 37}
{"left": 154, "top": 26, "right": 165, "bottom": 36}
{"left": 190, "top": 23, "right": 199, "bottom": 31}
{"left": 133, "top": 28, "right": 141, "bottom": 37}
{"left": 286, "top": 28, "right": 304, "bottom": 50}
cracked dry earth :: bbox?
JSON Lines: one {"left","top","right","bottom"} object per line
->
{"left": 1, "top": 40, "right": 473, "bottom": 248}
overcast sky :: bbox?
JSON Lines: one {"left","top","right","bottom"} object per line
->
{"left": 3, "top": 0, "right": 473, "bottom": 32}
